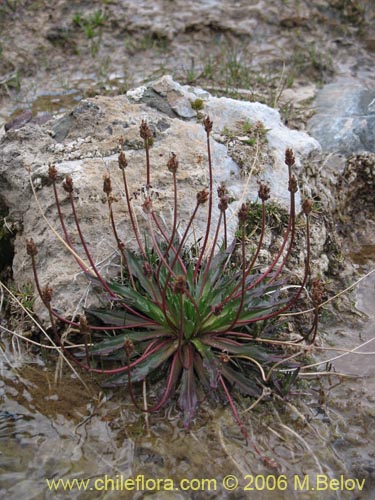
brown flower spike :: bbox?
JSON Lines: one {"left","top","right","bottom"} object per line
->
{"left": 26, "top": 238, "right": 38, "bottom": 257}
{"left": 118, "top": 151, "right": 128, "bottom": 170}
{"left": 167, "top": 153, "right": 179, "bottom": 174}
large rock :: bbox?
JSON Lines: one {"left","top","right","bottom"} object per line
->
{"left": 0, "top": 76, "right": 320, "bottom": 321}
{"left": 308, "top": 78, "right": 375, "bottom": 155}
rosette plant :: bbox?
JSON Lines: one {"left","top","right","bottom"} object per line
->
{"left": 27, "top": 116, "right": 319, "bottom": 439}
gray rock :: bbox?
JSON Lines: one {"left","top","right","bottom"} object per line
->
{"left": 308, "top": 78, "right": 375, "bottom": 155}
{"left": 0, "top": 76, "right": 321, "bottom": 321}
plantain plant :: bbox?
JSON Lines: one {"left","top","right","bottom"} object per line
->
{"left": 27, "top": 116, "right": 321, "bottom": 440}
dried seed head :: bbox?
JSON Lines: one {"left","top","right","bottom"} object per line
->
{"left": 197, "top": 189, "right": 209, "bottom": 205}
{"left": 118, "top": 150, "right": 128, "bottom": 170}
{"left": 302, "top": 198, "right": 313, "bottom": 216}
{"left": 238, "top": 203, "right": 248, "bottom": 224}
{"left": 103, "top": 173, "right": 112, "bottom": 196}
{"left": 41, "top": 284, "right": 53, "bottom": 304}
{"left": 124, "top": 338, "right": 134, "bottom": 357}
{"left": 79, "top": 314, "right": 89, "bottom": 334}
{"left": 258, "top": 182, "right": 270, "bottom": 201}
{"left": 218, "top": 195, "right": 229, "bottom": 212}
{"left": 285, "top": 148, "right": 295, "bottom": 168}
{"left": 203, "top": 116, "right": 213, "bottom": 135}
{"left": 140, "top": 120, "right": 152, "bottom": 140}
{"left": 63, "top": 175, "right": 74, "bottom": 193}
{"left": 26, "top": 238, "right": 38, "bottom": 257}
{"left": 211, "top": 303, "right": 224, "bottom": 316}
{"left": 217, "top": 182, "right": 228, "bottom": 198}
{"left": 143, "top": 261, "right": 153, "bottom": 279}
{"left": 311, "top": 278, "right": 323, "bottom": 307}
{"left": 167, "top": 152, "right": 179, "bottom": 173}
{"left": 172, "top": 275, "right": 187, "bottom": 295}
{"left": 288, "top": 175, "right": 298, "bottom": 194}
{"left": 48, "top": 164, "right": 58, "bottom": 182}
{"left": 142, "top": 197, "right": 153, "bottom": 214}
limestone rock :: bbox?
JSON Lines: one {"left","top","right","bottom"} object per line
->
{"left": 308, "top": 78, "right": 375, "bottom": 155}
{"left": 0, "top": 76, "right": 321, "bottom": 321}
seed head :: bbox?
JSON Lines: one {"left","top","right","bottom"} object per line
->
{"left": 41, "top": 284, "right": 53, "bottom": 304}
{"left": 124, "top": 338, "right": 134, "bottom": 357}
{"left": 142, "top": 197, "right": 153, "bottom": 214}
{"left": 48, "top": 164, "right": 58, "bottom": 182}
{"left": 203, "top": 116, "right": 213, "bottom": 135}
{"left": 258, "top": 182, "right": 270, "bottom": 201}
{"left": 63, "top": 175, "right": 74, "bottom": 193}
{"left": 79, "top": 314, "right": 89, "bottom": 334}
{"left": 311, "top": 279, "right": 323, "bottom": 307}
{"left": 118, "top": 151, "right": 128, "bottom": 170}
{"left": 140, "top": 120, "right": 152, "bottom": 140}
{"left": 103, "top": 174, "right": 112, "bottom": 196}
{"left": 197, "top": 189, "right": 209, "bottom": 205}
{"left": 26, "top": 238, "right": 38, "bottom": 257}
{"left": 302, "top": 198, "right": 313, "bottom": 216}
{"left": 217, "top": 182, "right": 228, "bottom": 198}
{"left": 285, "top": 148, "right": 295, "bottom": 168}
{"left": 218, "top": 195, "right": 229, "bottom": 212}
{"left": 172, "top": 275, "right": 187, "bottom": 295}
{"left": 238, "top": 203, "right": 248, "bottom": 224}
{"left": 288, "top": 175, "right": 298, "bottom": 194}
{"left": 167, "top": 152, "right": 179, "bottom": 174}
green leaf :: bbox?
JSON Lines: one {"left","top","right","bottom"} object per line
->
{"left": 89, "top": 330, "right": 171, "bottom": 356}
{"left": 86, "top": 308, "right": 156, "bottom": 327}
{"left": 102, "top": 340, "right": 178, "bottom": 387}
{"left": 179, "top": 367, "right": 198, "bottom": 428}
{"left": 178, "top": 346, "right": 198, "bottom": 428}
{"left": 220, "top": 362, "right": 261, "bottom": 397}
{"left": 192, "top": 338, "right": 220, "bottom": 388}
{"left": 198, "top": 240, "right": 236, "bottom": 295}
{"left": 125, "top": 249, "right": 161, "bottom": 300}
{"left": 108, "top": 282, "right": 168, "bottom": 326}
{"left": 201, "top": 336, "right": 279, "bottom": 364}
{"left": 182, "top": 298, "right": 198, "bottom": 338}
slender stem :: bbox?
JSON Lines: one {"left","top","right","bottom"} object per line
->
{"left": 152, "top": 210, "right": 186, "bottom": 274}
{"left": 120, "top": 168, "right": 146, "bottom": 257}
{"left": 194, "top": 132, "right": 213, "bottom": 281}
{"left": 223, "top": 210, "right": 227, "bottom": 250}
{"left": 212, "top": 210, "right": 311, "bottom": 331}
{"left": 147, "top": 214, "right": 177, "bottom": 277}
{"left": 51, "top": 180, "right": 88, "bottom": 273}
{"left": 198, "top": 211, "right": 222, "bottom": 297}
{"left": 107, "top": 197, "right": 136, "bottom": 290}
{"left": 145, "top": 139, "right": 151, "bottom": 186}
{"left": 219, "top": 375, "right": 248, "bottom": 442}
{"left": 269, "top": 191, "right": 296, "bottom": 283}
{"left": 161, "top": 203, "right": 200, "bottom": 312}
{"left": 226, "top": 199, "right": 267, "bottom": 304}
{"left": 220, "top": 225, "right": 247, "bottom": 333}
{"left": 177, "top": 293, "right": 188, "bottom": 369}
{"left": 155, "top": 173, "right": 186, "bottom": 278}
{"left": 67, "top": 191, "right": 149, "bottom": 320}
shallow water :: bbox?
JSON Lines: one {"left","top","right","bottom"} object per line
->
{"left": 1, "top": 263, "right": 375, "bottom": 500}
